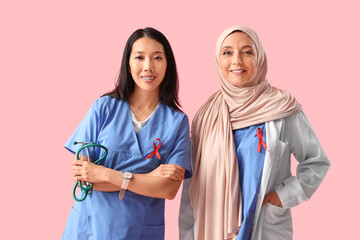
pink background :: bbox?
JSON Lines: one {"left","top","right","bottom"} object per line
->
{"left": 1, "top": 0, "right": 359, "bottom": 239}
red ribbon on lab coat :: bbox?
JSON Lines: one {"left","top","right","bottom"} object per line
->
{"left": 146, "top": 138, "right": 161, "bottom": 159}
{"left": 256, "top": 128, "right": 267, "bottom": 152}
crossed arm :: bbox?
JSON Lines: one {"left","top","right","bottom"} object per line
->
{"left": 72, "top": 155, "right": 185, "bottom": 200}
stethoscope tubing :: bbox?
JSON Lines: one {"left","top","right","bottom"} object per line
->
{"left": 72, "top": 142, "right": 108, "bottom": 202}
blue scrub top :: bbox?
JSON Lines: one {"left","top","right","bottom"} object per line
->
{"left": 233, "top": 123, "right": 266, "bottom": 240}
{"left": 62, "top": 96, "right": 192, "bottom": 240}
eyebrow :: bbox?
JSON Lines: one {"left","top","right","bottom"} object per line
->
{"left": 133, "top": 51, "right": 165, "bottom": 54}
{"left": 221, "top": 45, "right": 254, "bottom": 50}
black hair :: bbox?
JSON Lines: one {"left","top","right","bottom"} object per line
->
{"left": 103, "top": 27, "right": 182, "bottom": 112}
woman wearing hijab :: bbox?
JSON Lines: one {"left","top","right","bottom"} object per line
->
{"left": 179, "top": 26, "right": 330, "bottom": 240}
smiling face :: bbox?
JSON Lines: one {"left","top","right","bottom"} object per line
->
{"left": 219, "top": 31, "right": 257, "bottom": 87}
{"left": 129, "top": 36, "right": 167, "bottom": 93}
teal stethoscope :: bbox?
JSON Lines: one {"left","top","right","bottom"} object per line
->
{"left": 72, "top": 141, "right": 108, "bottom": 202}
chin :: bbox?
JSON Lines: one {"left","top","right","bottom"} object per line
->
{"left": 139, "top": 85, "right": 161, "bottom": 92}
{"left": 230, "top": 79, "right": 250, "bottom": 87}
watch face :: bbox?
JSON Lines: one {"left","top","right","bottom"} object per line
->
{"left": 123, "top": 171, "right": 133, "bottom": 179}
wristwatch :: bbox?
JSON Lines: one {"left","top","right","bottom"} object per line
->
{"left": 119, "top": 171, "right": 133, "bottom": 200}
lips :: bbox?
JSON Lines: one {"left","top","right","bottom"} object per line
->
{"left": 230, "top": 69, "right": 246, "bottom": 75}
{"left": 141, "top": 75, "right": 156, "bottom": 83}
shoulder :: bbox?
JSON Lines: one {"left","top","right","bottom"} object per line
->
{"left": 267, "top": 109, "right": 305, "bottom": 128}
{"left": 161, "top": 103, "right": 188, "bottom": 120}
{"left": 94, "top": 96, "right": 128, "bottom": 112}
{"left": 267, "top": 110, "right": 313, "bottom": 142}
{"left": 265, "top": 110, "right": 302, "bottom": 137}
{"left": 95, "top": 95, "right": 121, "bottom": 106}
{"left": 160, "top": 104, "right": 190, "bottom": 130}
{"left": 282, "top": 110, "right": 309, "bottom": 127}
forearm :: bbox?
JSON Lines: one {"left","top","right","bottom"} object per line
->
{"left": 104, "top": 168, "right": 182, "bottom": 199}
{"left": 74, "top": 158, "right": 184, "bottom": 198}
{"left": 93, "top": 182, "right": 121, "bottom": 192}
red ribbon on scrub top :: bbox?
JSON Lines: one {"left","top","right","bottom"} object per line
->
{"left": 256, "top": 128, "right": 267, "bottom": 152}
{"left": 146, "top": 138, "right": 161, "bottom": 159}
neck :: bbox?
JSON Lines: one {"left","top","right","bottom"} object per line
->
{"left": 129, "top": 87, "right": 160, "bottom": 111}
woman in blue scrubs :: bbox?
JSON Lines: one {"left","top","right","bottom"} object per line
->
{"left": 62, "top": 27, "right": 191, "bottom": 240}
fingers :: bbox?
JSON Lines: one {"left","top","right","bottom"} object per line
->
{"left": 72, "top": 169, "right": 88, "bottom": 182}
{"left": 150, "top": 164, "right": 185, "bottom": 181}
{"left": 262, "top": 193, "right": 271, "bottom": 206}
{"left": 262, "top": 192, "right": 282, "bottom": 207}
{"left": 165, "top": 170, "right": 183, "bottom": 181}
{"left": 172, "top": 168, "right": 185, "bottom": 180}
{"left": 74, "top": 176, "right": 82, "bottom": 182}
{"left": 72, "top": 161, "right": 86, "bottom": 174}
{"left": 162, "top": 164, "right": 185, "bottom": 181}
{"left": 171, "top": 164, "right": 186, "bottom": 174}
{"left": 72, "top": 167, "right": 81, "bottom": 176}
{"left": 79, "top": 155, "right": 89, "bottom": 161}
{"left": 71, "top": 161, "right": 89, "bottom": 180}
{"left": 163, "top": 164, "right": 185, "bottom": 174}
{"left": 72, "top": 156, "right": 91, "bottom": 182}
{"left": 72, "top": 159, "right": 84, "bottom": 166}
{"left": 271, "top": 192, "right": 282, "bottom": 207}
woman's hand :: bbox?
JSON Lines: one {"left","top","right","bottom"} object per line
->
{"left": 262, "top": 191, "right": 282, "bottom": 207}
{"left": 72, "top": 160, "right": 107, "bottom": 183}
{"left": 147, "top": 164, "right": 185, "bottom": 181}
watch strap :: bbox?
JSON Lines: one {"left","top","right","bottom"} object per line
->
{"left": 119, "top": 188, "right": 126, "bottom": 200}
{"left": 119, "top": 172, "right": 132, "bottom": 200}
{"left": 119, "top": 179, "right": 130, "bottom": 200}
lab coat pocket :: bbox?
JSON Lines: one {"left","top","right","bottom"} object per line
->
{"left": 139, "top": 225, "right": 165, "bottom": 239}
{"left": 62, "top": 207, "right": 91, "bottom": 240}
{"left": 262, "top": 203, "right": 292, "bottom": 240}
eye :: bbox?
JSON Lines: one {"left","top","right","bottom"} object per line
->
{"left": 154, "top": 56, "right": 163, "bottom": 60}
{"left": 222, "top": 50, "right": 232, "bottom": 55}
{"left": 243, "top": 50, "right": 254, "bottom": 55}
{"left": 135, "top": 56, "right": 143, "bottom": 60}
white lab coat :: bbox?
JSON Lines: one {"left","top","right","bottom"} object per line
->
{"left": 179, "top": 111, "right": 330, "bottom": 240}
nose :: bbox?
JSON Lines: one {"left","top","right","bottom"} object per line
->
{"left": 232, "top": 53, "right": 242, "bottom": 65}
{"left": 144, "top": 58, "right": 153, "bottom": 72}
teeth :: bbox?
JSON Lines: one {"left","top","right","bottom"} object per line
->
{"left": 142, "top": 77, "right": 155, "bottom": 80}
{"left": 231, "top": 70, "right": 245, "bottom": 73}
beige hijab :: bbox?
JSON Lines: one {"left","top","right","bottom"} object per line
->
{"left": 189, "top": 26, "right": 302, "bottom": 240}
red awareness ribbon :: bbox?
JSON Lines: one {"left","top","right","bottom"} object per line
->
{"left": 146, "top": 138, "right": 161, "bottom": 159}
{"left": 256, "top": 128, "right": 267, "bottom": 152}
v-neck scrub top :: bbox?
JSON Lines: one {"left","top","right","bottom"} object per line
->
{"left": 62, "top": 96, "right": 192, "bottom": 240}
{"left": 233, "top": 123, "right": 266, "bottom": 240}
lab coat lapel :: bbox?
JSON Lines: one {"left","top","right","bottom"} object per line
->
{"left": 251, "top": 118, "right": 284, "bottom": 238}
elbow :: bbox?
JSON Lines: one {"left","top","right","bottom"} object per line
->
{"left": 166, "top": 195, "right": 176, "bottom": 200}
{"left": 165, "top": 189, "right": 178, "bottom": 200}
{"left": 164, "top": 184, "right": 182, "bottom": 200}
{"left": 160, "top": 179, "right": 183, "bottom": 200}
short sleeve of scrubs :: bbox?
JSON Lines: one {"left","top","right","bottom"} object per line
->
{"left": 64, "top": 98, "right": 108, "bottom": 159}
{"left": 165, "top": 115, "right": 192, "bottom": 179}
